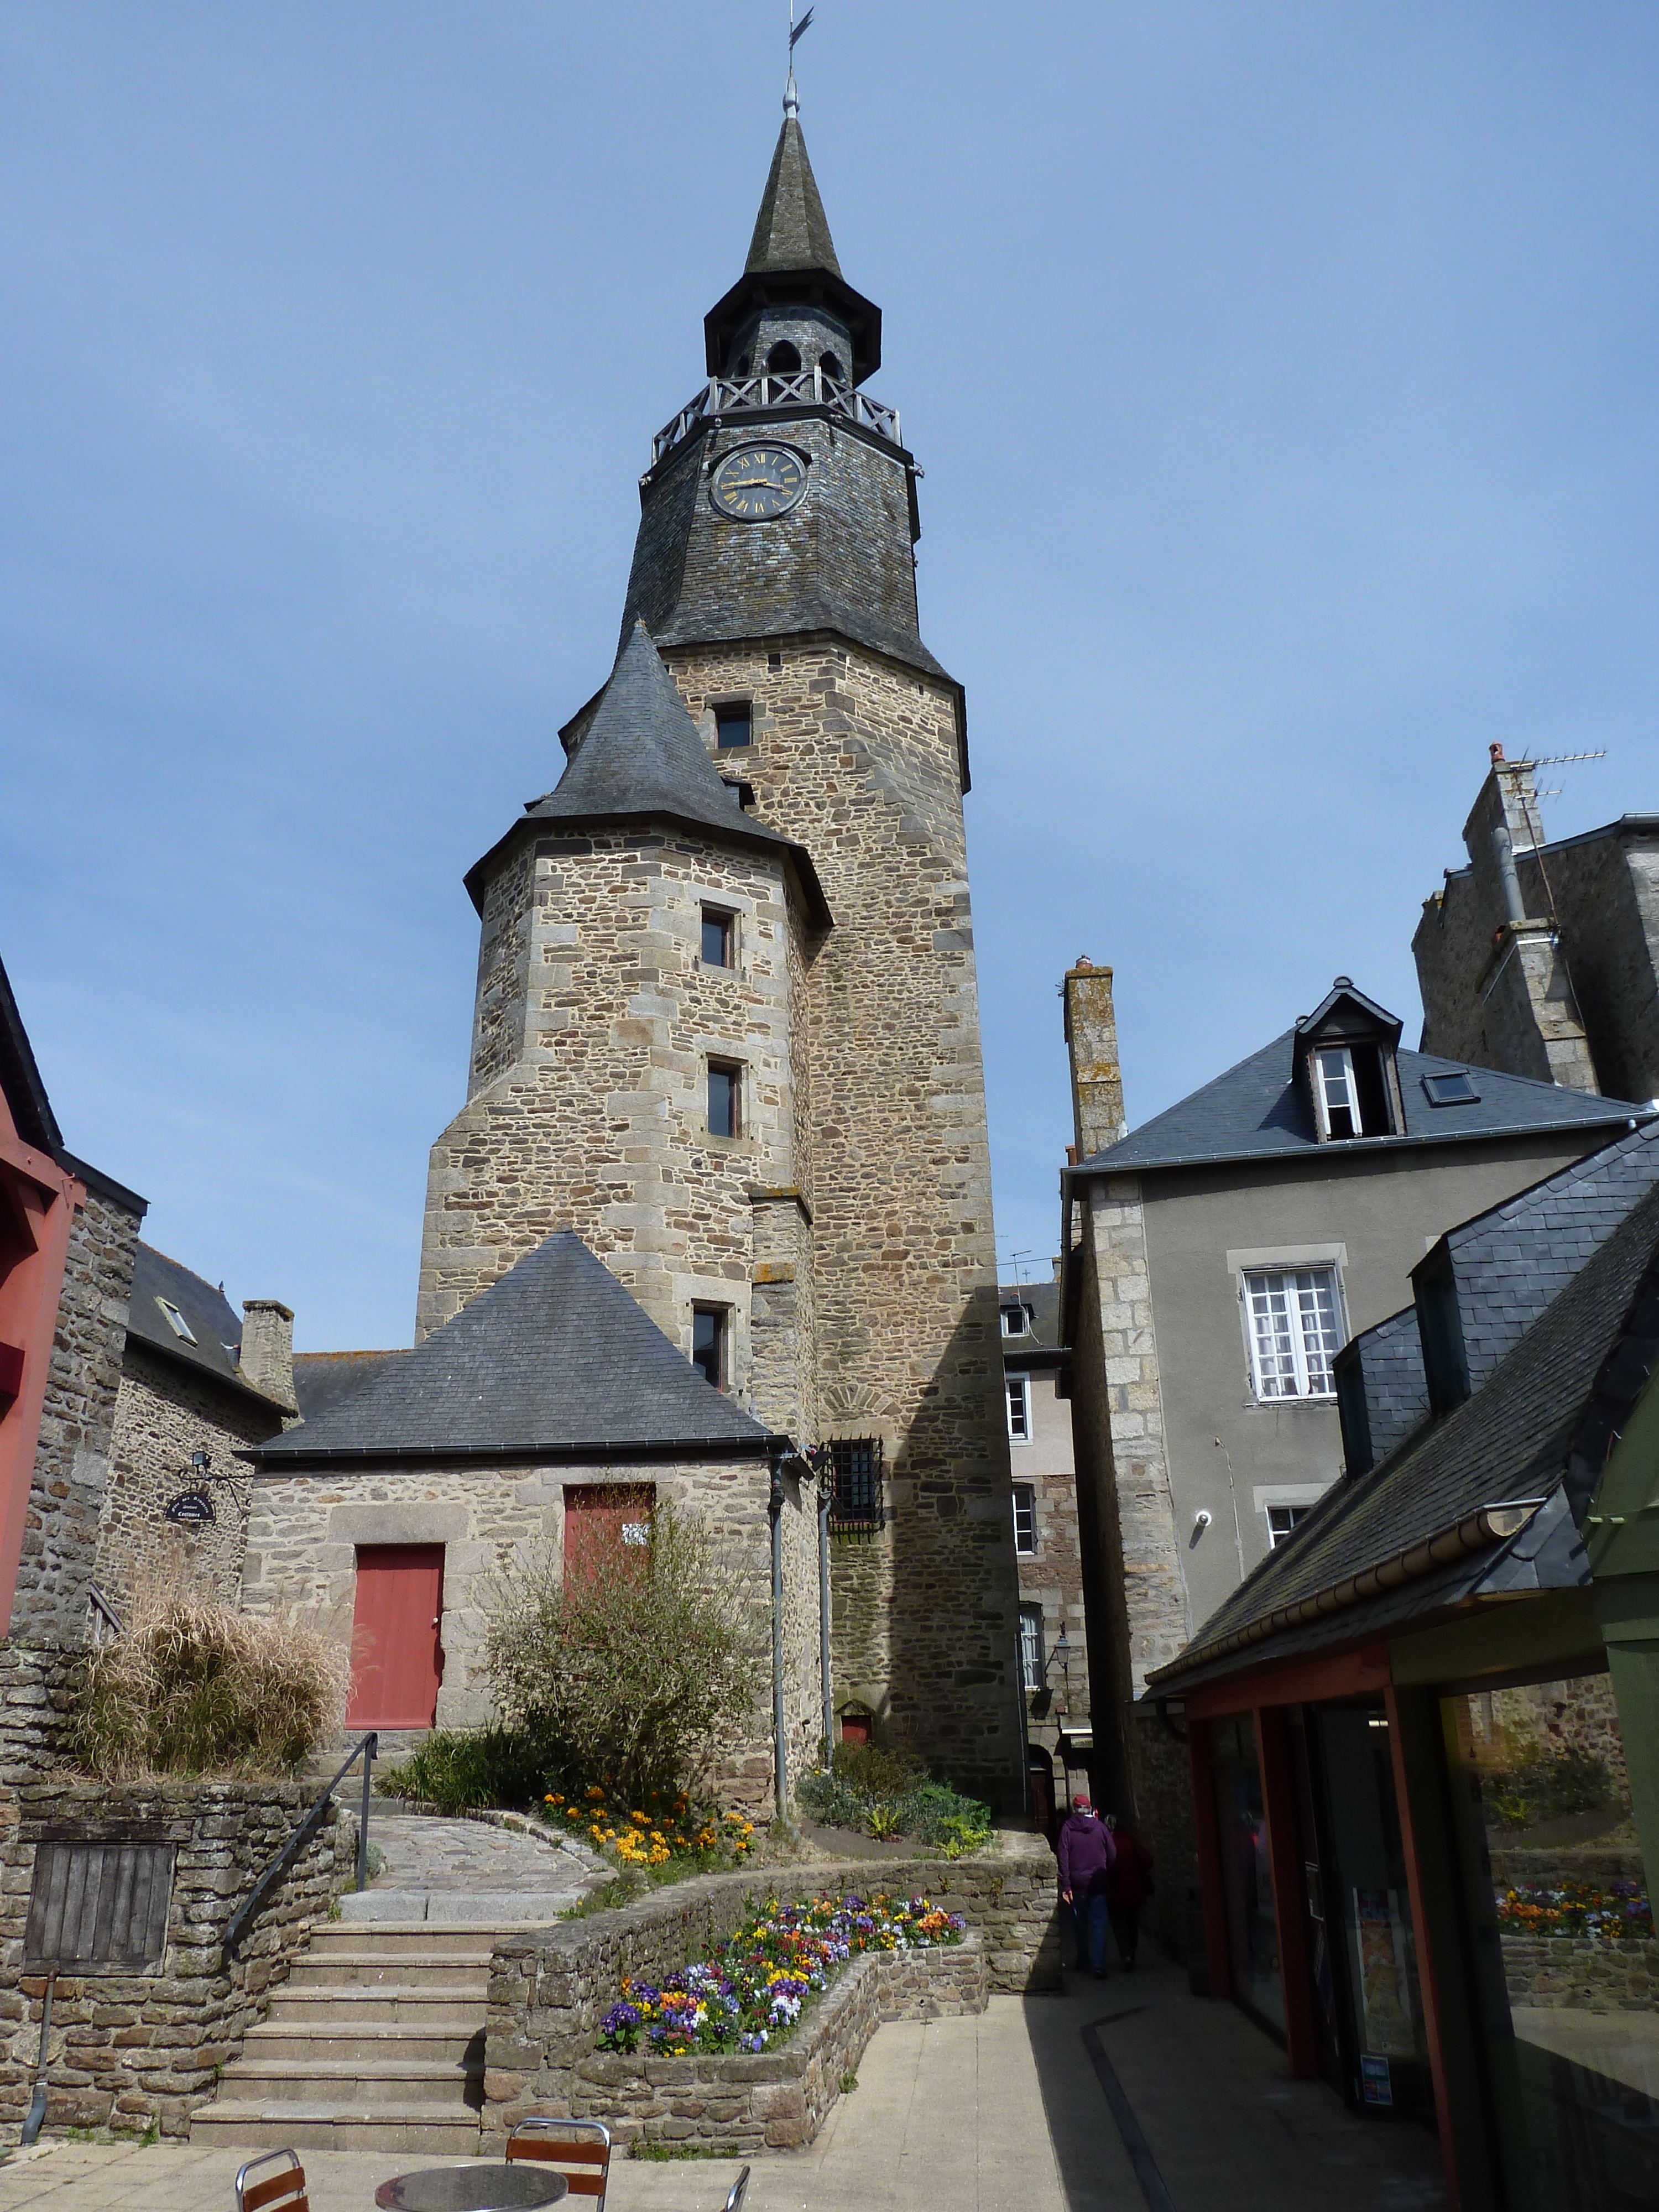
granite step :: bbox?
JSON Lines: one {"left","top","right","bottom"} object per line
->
{"left": 189, "top": 2099, "right": 484, "bottom": 2157}
{"left": 238, "top": 2019, "right": 485, "bottom": 2068}
{"left": 210, "top": 2053, "right": 483, "bottom": 2107}
{"left": 267, "top": 1984, "right": 483, "bottom": 2025}
{"left": 339, "top": 1886, "right": 581, "bottom": 1924}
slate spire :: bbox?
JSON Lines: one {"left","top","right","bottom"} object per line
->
{"left": 745, "top": 113, "right": 842, "bottom": 278}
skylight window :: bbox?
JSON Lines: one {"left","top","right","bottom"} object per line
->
{"left": 1423, "top": 1071, "right": 1480, "bottom": 1107}
{"left": 155, "top": 1298, "right": 197, "bottom": 1344}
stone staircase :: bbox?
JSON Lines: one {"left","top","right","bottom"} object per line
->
{"left": 191, "top": 1807, "right": 613, "bottom": 2153}
{"left": 190, "top": 1921, "right": 494, "bottom": 2154}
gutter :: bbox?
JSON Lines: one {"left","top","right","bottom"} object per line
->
{"left": 1147, "top": 1498, "right": 1545, "bottom": 1683}
{"left": 241, "top": 1432, "right": 791, "bottom": 1470}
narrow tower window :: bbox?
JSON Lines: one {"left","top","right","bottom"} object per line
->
{"left": 707, "top": 1061, "right": 740, "bottom": 1139}
{"left": 691, "top": 1307, "right": 727, "bottom": 1390}
{"left": 701, "top": 908, "right": 734, "bottom": 968}
{"left": 766, "top": 340, "right": 801, "bottom": 374}
{"left": 714, "top": 703, "right": 752, "bottom": 749}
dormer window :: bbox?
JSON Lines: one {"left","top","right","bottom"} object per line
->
{"left": 1316, "top": 1048, "right": 1362, "bottom": 1138}
{"left": 155, "top": 1298, "right": 197, "bottom": 1344}
{"left": 1000, "top": 1302, "right": 1034, "bottom": 1338}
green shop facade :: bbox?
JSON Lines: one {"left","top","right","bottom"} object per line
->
{"left": 1149, "top": 1177, "right": 1659, "bottom": 2211}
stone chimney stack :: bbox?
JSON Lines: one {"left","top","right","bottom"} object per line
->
{"left": 1063, "top": 959, "right": 1128, "bottom": 1159}
{"left": 240, "top": 1300, "right": 298, "bottom": 1415}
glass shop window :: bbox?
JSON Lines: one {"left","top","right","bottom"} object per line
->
{"left": 1209, "top": 1714, "right": 1286, "bottom": 2035}
{"left": 1442, "top": 1671, "right": 1656, "bottom": 2210}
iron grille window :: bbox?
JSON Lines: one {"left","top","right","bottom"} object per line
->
{"left": 828, "top": 1437, "right": 883, "bottom": 1528}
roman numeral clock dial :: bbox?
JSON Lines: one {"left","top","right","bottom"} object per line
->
{"left": 709, "top": 443, "right": 807, "bottom": 520}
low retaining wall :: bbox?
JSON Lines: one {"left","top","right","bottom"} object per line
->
{"left": 1501, "top": 1934, "right": 1659, "bottom": 2011}
{"left": 573, "top": 1937, "right": 985, "bottom": 2151}
{"left": 485, "top": 1832, "right": 1057, "bottom": 2145}
{"left": 0, "top": 1778, "right": 356, "bottom": 2140}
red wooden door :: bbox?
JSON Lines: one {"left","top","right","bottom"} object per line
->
{"left": 562, "top": 1484, "right": 654, "bottom": 1584}
{"left": 347, "top": 1545, "right": 445, "bottom": 1728}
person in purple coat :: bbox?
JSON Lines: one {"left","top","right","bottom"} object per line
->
{"left": 1057, "top": 1793, "right": 1116, "bottom": 1978}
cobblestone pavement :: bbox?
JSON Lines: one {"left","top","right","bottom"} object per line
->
{"left": 367, "top": 1808, "right": 611, "bottom": 1892}
{"left": 0, "top": 1957, "right": 1449, "bottom": 2212}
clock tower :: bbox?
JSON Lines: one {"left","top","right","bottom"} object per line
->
{"left": 418, "top": 89, "right": 1023, "bottom": 1806}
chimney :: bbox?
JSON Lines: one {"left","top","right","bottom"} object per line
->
{"left": 1062, "top": 958, "right": 1127, "bottom": 1159}
{"left": 241, "top": 1300, "right": 297, "bottom": 1414}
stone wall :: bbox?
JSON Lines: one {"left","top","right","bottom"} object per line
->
{"left": 482, "top": 1830, "right": 1061, "bottom": 2138}
{"left": 0, "top": 1645, "right": 80, "bottom": 1787}
{"left": 243, "top": 1455, "right": 822, "bottom": 1819}
{"left": 16, "top": 1186, "right": 143, "bottom": 1648}
{"left": 564, "top": 1936, "right": 986, "bottom": 2151}
{"left": 95, "top": 1344, "right": 281, "bottom": 1613}
{"left": 0, "top": 1777, "right": 354, "bottom": 2140}
{"left": 1500, "top": 1935, "right": 1659, "bottom": 2011}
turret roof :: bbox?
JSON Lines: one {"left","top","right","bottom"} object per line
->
{"left": 745, "top": 116, "right": 842, "bottom": 276}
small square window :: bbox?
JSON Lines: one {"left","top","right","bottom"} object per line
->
{"left": 1423, "top": 1070, "right": 1479, "bottom": 1107}
{"left": 1006, "top": 1375, "right": 1031, "bottom": 1442}
{"left": 1012, "top": 1481, "right": 1036, "bottom": 1554}
{"left": 1000, "top": 1302, "right": 1034, "bottom": 1338}
{"left": 701, "top": 908, "right": 734, "bottom": 967}
{"left": 691, "top": 1307, "right": 726, "bottom": 1390}
{"left": 714, "top": 703, "right": 752, "bottom": 749}
{"left": 767, "top": 651, "right": 783, "bottom": 672}
{"left": 707, "top": 1061, "right": 740, "bottom": 1139}
{"left": 1266, "top": 1504, "right": 1311, "bottom": 1548}
{"left": 155, "top": 1298, "right": 197, "bottom": 1344}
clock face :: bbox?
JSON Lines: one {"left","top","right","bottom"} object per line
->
{"left": 709, "top": 444, "right": 807, "bottom": 521}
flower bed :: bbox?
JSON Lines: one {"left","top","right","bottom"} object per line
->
{"left": 597, "top": 1892, "right": 966, "bottom": 2057}
{"left": 1496, "top": 1880, "right": 1653, "bottom": 1939}
{"left": 541, "top": 1781, "right": 755, "bottom": 1874}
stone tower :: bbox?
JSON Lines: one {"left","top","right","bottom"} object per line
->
{"left": 416, "top": 95, "right": 1024, "bottom": 1806}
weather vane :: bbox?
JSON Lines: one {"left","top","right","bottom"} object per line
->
{"left": 785, "top": 1, "right": 813, "bottom": 115}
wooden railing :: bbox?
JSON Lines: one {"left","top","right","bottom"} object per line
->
{"left": 653, "top": 369, "right": 901, "bottom": 465}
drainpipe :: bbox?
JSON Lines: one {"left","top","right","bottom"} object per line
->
{"left": 818, "top": 1468, "right": 832, "bottom": 1755}
{"left": 770, "top": 1458, "right": 789, "bottom": 1824}
{"left": 1492, "top": 824, "right": 1529, "bottom": 926}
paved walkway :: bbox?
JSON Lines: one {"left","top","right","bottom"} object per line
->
{"left": 0, "top": 1958, "right": 1448, "bottom": 2212}
{"left": 344, "top": 1808, "right": 613, "bottom": 1921}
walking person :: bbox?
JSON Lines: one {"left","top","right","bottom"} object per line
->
{"left": 1104, "top": 1814, "right": 1154, "bottom": 1970}
{"left": 1057, "top": 1792, "right": 1115, "bottom": 1979}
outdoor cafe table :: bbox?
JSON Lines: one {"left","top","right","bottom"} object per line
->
{"left": 374, "top": 2167, "right": 569, "bottom": 2211}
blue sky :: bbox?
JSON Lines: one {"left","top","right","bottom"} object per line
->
{"left": 3, "top": 3, "right": 1657, "bottom": 1346}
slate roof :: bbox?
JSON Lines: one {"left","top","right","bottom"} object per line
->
{"left": 252, "top": 1232, "right": 777, "bottom": 1464}
{"left": 1334, "top": 1303, "right": 1428, "bottom": 1470}
{"left": 293, "top": 1350, "right": 408, "bottom": 1426}
{"left": 1074, "top": 1029, "right": 1647, "bottom": 1177}
{"left": 1000, "top": 1279, "right": 1066, "bottom": 1369}
{"left": 0, "top": 953, "right": 63, "bottom": 1159}
{"left": 470, "top": 625, "right": 831, "bottom": 926}
{"left": 1435, "top": 1118, "right": 1659, "bottom": 1395}
{"left": 127, "top": 1244, "right": 283, "bottom": 1407}
{"left": 747, "top": 116, "right": 841, "bottom": 276}
{"left": 1150, "top": 1175, "right": 1659, "bottom": 1693}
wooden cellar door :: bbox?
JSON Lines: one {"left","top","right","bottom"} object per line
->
{"left": 346, "top": 1543, "right": 445, "bottom": 1728}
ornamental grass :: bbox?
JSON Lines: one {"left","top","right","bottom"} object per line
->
{"left": 1495, "top": 1879, "right": 1653, "bottom": 1939}
{"left": 597, "top": 1891, "right": 966, "bottom": 2058}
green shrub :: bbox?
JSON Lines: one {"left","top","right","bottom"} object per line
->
{"left": 70, "top": 1589, "right": 347, "bottom": 1780}
{"left": 377, "top": 1726, "right": 562, "bottom": 1815}
{"left": 1486, "top": 1749, "right": 1614, "bottom": 1830}
{"left": 487, "top": 1506, "right": 758, "bottom": 1800}
{"left": 797, "top": 1756, "right": 990, "bottom": 1852}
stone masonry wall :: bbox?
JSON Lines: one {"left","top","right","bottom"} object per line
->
{"left": 1500, "top": 1936, "right": 1659, "bottom": 2011}
{"left": 16, "top": 1187, "right": 143, "bottom": 1648}
{"left": 482, "top": 1832, "right": 1058, "bottom": 2140}
{"left": 418, "top": 829, "right": 801, "bottom": 1370}
{"left": 242, "top": 1454, "right": 821, "bottom": 1818}
{"left": 667, "top": 638, "right": 1022, "bottom": 1808}
{"left": 95, "top": 1346, "right": 282, "bottom": 1614}
{"left": 0, "top": 1778, "right": 354, "bottom": 2140}
{"left": 561, "top": 1937, "right": 985, "bottom": 2152}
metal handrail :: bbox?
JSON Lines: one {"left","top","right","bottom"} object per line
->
{"left": 223, "top": 1730, "right": 377, "bottom": 1962}
{"left": 651, "top": 368, "right": 901, "bottom": 465}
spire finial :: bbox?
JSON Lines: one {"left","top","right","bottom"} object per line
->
{"left": 785, "top": 3, "right": 813, "bottom": 113}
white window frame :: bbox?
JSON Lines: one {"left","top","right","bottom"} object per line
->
{"left": 1012, "top": 1481, "right": 1036, "bottom": 1554}
{"left": 1006, "top": 1374, "right": 1032, "bottom": 1442}
{"left": 155, "top": 1297, "right": 197, "bottom": 1344}
{"left": 1315, "top": 1046, "right": 1362, "bottom": 1139}
{"left": 1265, "top": 1504, "right": 1311, "bottom": 1548}
{"left": 1000, "top": 1301, "right": 1033, "bottom": 1338}
{"left": 1240, "top": 1266, "right": 1345, "bottom": 1401}
{"left": 1019, "top": 1604, "right": 1044, "bottom": 1693}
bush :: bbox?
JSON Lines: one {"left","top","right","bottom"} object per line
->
{"left": 1486, "top": 1749, "right": 1614, "bottom": 1830}
{"left": 70, "top": 1588, "right": 347, "bottom": 1780}
{"left": 797, "top": 1752, "right": 992, "bottom": 1855}
{"left": 378, "top": 1725, "right": 560, "bottom": 1815}
{"left": 487, "top": 1505, "right": 758, "bottom": 1799}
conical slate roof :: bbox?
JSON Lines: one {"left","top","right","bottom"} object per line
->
{"left": 251, "top": 1232, "right": 774, "bottom": 1463}
{"left": 746, "top": 116, "right": 841, "bottom": 275}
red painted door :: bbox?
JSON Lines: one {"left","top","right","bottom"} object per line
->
{"left": 562, "top": 1484, "right": 654, "bottom": 1584}
{"left": 347, "top": 1545, "right": 445, "bottom": 1728}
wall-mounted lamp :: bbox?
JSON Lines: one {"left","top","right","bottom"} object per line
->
{"left": 1189, "top": 1507, "right": 1212, "bottom": 1552}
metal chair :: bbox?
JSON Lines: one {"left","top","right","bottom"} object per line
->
{"left": 504, "top": 2116, "right": 614, "bottom": 2212}
{"left": 234, "top": 2148, "right": 309, "bottom": 2212}
{"left": 722, "top": 2166, "right": 752, "bottom": 2212}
